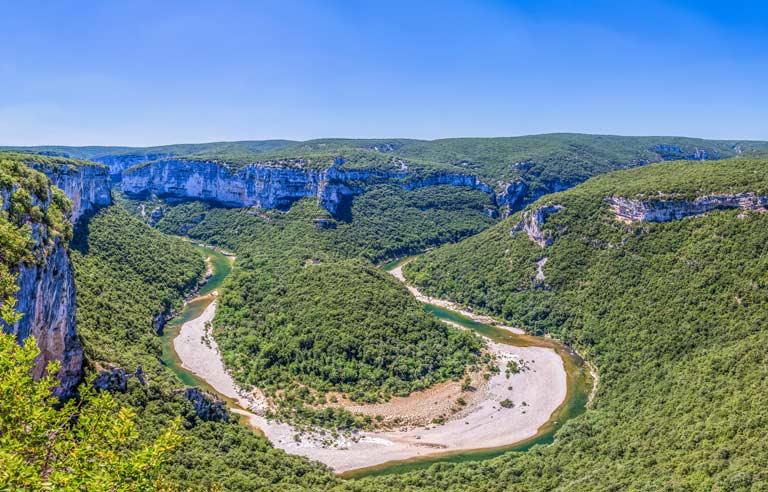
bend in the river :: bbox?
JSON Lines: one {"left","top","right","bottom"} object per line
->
{"left": 159, "top": 248, "right": 594, "bottom": 477}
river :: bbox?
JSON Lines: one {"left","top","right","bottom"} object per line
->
{"left": 159, "top": 247, "right": 594, "bottom": 478}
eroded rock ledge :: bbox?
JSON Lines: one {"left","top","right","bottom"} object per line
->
{"left": 29, "top": 162, "right": 111, "bottom": 225}
{"left": 511, "top": 204, "right": 564, "bottom": 247}
{"left": 605, "top": 193, "right": 768, "bottom": 223}
{"left": 121, "top": 158, "right": 502, "bottom": 216}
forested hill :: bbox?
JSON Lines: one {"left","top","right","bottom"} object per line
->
{"left": 290, "top": 134, "right": 768, "bottom": 188}
{"left": 8, "top": 134, "right": 767, "bottom": 211}
{"left": 370, "top": 156, "right": 768, "bottom": 491}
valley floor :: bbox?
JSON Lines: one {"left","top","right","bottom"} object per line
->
{"left": 171, "top": 257, "right": 568, "bottom": 473}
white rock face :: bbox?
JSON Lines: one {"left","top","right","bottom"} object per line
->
{"left": 605, "top": 194, "right": 768, "bottom": 223}
{"left": 121, "top": 158, "right": 499, "bottom": 215}
{"left": 2, "top": 161, "right": 111, "bottom": 397}
{"left": 0, "top": 188, "right": 82, "bottom": 398}
{"left": 32, "top": 162, "right": 112, "bottom": 224}
{"left": 511, "top": 204, "right": 564, "bottom": 247}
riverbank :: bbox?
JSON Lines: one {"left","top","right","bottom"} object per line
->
{"left": 387, "top": 261, "right": 526, "bottom": 335}
{"left": 166, "top": 247, "right": 575, "bottom": 474}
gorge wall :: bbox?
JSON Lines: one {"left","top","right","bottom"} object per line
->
{"left": 0, "top": 185, "right": 81, "bottom": 398}
{"left": 31, "top": 162, "right": 112, "bottom": 224}
{"left": 606, "top": 193, "right": 768, "bottom": 223}
{"left": 121, "top": 158, "right": 500, "bottom": 215}
{"left": 2, "top": 160, "right": 111, "bottom": 397}
{"left": 93, "top": 152, "right": 177, "bottom": 178}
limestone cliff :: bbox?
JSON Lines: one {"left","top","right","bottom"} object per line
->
{"left": 511, "top": 204, "right": 564, "bottom": 247}
{"left": 0, "top": 186, "right": 82, "bottom": 398}
{"left": 121, "top": 158, "right": 498, "bottom": 215}
{"left": 606, "top": 194, "right": 768, "bottom": 223}
{"left": 31, "top": 162, "right": 112, "bottom": 224}
{"left": 1, "top": 157, "right": 112, "bottom": 397}
{"left": 93, "top": 152, "right": 177, "bottom": 178}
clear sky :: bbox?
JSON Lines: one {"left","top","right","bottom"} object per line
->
{"left": 1, "top": 0, "right": 766, "bottom": 146}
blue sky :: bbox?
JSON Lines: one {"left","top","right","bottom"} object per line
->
{"left": 1, "top": 0, "right": 766, "bottom": 145}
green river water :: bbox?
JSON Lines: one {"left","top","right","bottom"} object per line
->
{"left": 159, "top": 244, "right": 233, "bottom": 389}
{"left": 159, "top": 250, "right": 593, "bottom": 479}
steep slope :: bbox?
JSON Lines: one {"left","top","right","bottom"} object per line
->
{"left": 66, "top": 203, "right": 338, "bottom": 491}
{"left": 0, "top": 153, "right": 110, "bottom": 398}
{"left": 21, "top": 155, "right": 112, "bottom": 224}
{"left": 0, "top": 155, "right": 81, "bottom": 396}
{"left": 13, "top": 133, "right": 766, "bottom": 215}
{"left": 120, "top": 155, "right": 495, "bottom": 216}
{"left": 273, "top": 134, "right": 768, "bottom": 210}
{"left": 70, "top": 206, "right": 205, "bottom": 384}
{"left": 367, "top": 156, "right": 768, "bottom": 491}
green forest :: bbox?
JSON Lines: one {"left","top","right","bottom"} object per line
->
{"left": 3, "top": 150, "right": 768, "bottom": 491}
{"left": 70, "top": 206, "right": 205, "bottom": 384}
{"left": 134, "top": 185, "right": 493, "bottom": 426}
{"left": 385, "top": 156, "right": 768, "bottom": 491}
{"left": 13, "top": 134, "right": 768, "bottom": 208}
{"left": 69, "top": 199, "right": 338, "bottom": 490}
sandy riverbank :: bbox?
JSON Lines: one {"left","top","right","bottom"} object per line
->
{"left": 172, "top": 293, "right": 268, "bottom": 414}
{"left": 171, "top": 266, "right": 568, "bottom": 473}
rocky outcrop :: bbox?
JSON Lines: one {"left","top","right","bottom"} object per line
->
{"left": 0, "top": 188, "right": 82, "bottom": 398}
{"left": 92, "top": 152, "right": 176, "bottom": 178}
{"left": 605, "top": 194, "right": 768, "bottom": 223}
{"left": 93, "top": 365, "right": 146, "bottom": 392}
{"left": 495, "top": 181, "right": 528, "bottom": 213}
{"left": 652, "top": 144, "right": 710, "bottom": 161}
{"left": 121, "top": 158, "right": 498, "bottom": 216}
{"left": 511, "top": 204, "right": 564, "bottom": 247}
{"left": 30, "top": 162, "right": 112, "bottom": 225}
{"left": 1, "top": 160, "right": 112, "bottom": 398}
{"left": 493, "top": 180, "right": 573, "bottom": 217}
{"left": 175, "top": 387, "right": 230, "bottom": 423}
{"left": 313, "top": 218, "right": 337, "bottom": 229}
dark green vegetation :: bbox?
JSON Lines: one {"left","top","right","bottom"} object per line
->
{"left": 13, "top": 134, "right": 768, "bottom": 207}
{"left": 113, "top": 379, "right": 335, "bottom": 491}
{"left": 71, "top": 206, "right": 205, "bottom": 384}
{"left": 338, "top": 287, "right": 592, "bottom": 480}
{"left": 71, "top": 202, "right": 338, "bottom": 490}
{"left": 140, "top": 186, "right": 490, "bottom": 423}
{"left": 376, "top": 156, "right": 768, "bottom": 491}
{"left": 146, "top": 135, "right": 768, "bottom": 208}
{"left": 0, "top": 149, "right": 110, "bottom": 166}
{"left": 289, "top": 134, "right": 768, "bottom": 189}
{"left": 218, "top": 257, "right": 481, "bottom": 402}
{"left": 0, "top": 331, "right": 183, "bottom": 491}
{"left": 69, "top": 178, "right": 497, "bottom": 486}
{"left": 7, "top": 143, "right": 768, "bottom": 490}
{"left": 331, "top": 185, "right": 496, "bottom": 262}
{"left": 137, "top": 184, "right": 496, "bottom": 263}
{"left": 0, "top": 140, "right": 294, "bottom": 161}
{"left": 0, "top": 154, "right": 334, "bottom": 491}
{"left": 0, "top": 154, "right": 73, "bottom": 312}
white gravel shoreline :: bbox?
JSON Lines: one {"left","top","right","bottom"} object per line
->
{"left": 171, "top": 266, "right": 568, "bottom": 473}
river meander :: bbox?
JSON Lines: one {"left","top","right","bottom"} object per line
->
{"left": 159, "top": 248, "right": 594, "bottom": 478}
